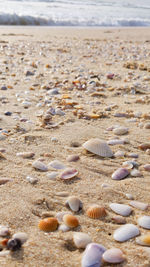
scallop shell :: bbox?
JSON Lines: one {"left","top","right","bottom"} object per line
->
{"left": 129, "top": 201, "right": 148, "bottom": 211}
{"left": 82, "top": 138, "right": 113, "bottom": 158}
{"left": 102, "top": 248, "right": 125, "bottom": 263}
{"left": 109, "top": 203, "right": 132, "bottom": 217}
{"left": 113, "top": 224, "right": 140, "bottom": 242}
{"left": 12, "top": 232, "right": 28, "bottom": 244}
{"left": 63, "top": 214, "right": 79, "bottom": 228}
{"left": 113, "top": 127, "right": 128, "bottom": 135}
{"left": 32, "top": 160, "right": 48, "bottom": 171}
{"left": 138, "top": 216, "right": 150, "bottom": 229}
{"left": 38, "top": 217, "right": 58, "bottom": 232}
{"left": 48, "top": 160, "right": 66, "bottom": 170}
{"left": 112, "top": 168, "right": 129, "bottom": 180}
{"left": 60, "top": 168, "right": 78, "bottom": 180}
{"left": 86, "top": 205, "right": 107, "bottom": 219}
{"left": 136, "top": 234, "right": 150, "bottom": 246}
{"left": 73, "top": 232, "right": 92, "bottom": 249}
{"left": 82, "top": 243, "right": 106, "bottom": 267}
{"left": 65, "top": 196, "right": 82, "bottom": 212}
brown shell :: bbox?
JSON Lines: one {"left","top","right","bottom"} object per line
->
{"left": 86, "top": 205, "right": 107, "bottom": 219}
{"left": 63, "top": 214, "right": 79, "bottom": 228}
{"left": 38, "top": 217, "right": 58, "bottom": 232}
{"left": 139, "top": 143, "right": 150, "bottom": 151}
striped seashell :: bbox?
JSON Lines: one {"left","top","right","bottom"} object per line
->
{"left": 63, "top": 214, "right": 79, "bottom": 228}
{"left": 82, "top": 243, "right": 106, "bottom": 267}
{"left": 138, "top": 216, "right": 150, "bottom": 229}
{"left": 38, "top": 217, "right": 58, "bottom": 232}
{"left": 129, "top": 201, "right": 148, "bottom": 211}
{"left": 102, "top": 248, "right": 125, "bottom": 263}
{"left": 112, "top": 168, "right": 129, "bottom": 180}
{"left": 113, "top": 127, "right": 128, "bottom": 135}
{"left": 109, "top": 203, "right": 132, "bottom": 217}
{"left": 73, "top": 232, "right": 92, "bottom": 249}
{"left": 60, "top": 168, "right": 78, "bottom": 180}
{"left": 65, "top": 196, "right": 82, "bottom": 212}
{"left": 113, "top": 224, "right": 140, "bottom": 242}
{"left": 82, "top": 138, "right": 113, "bottom": 158}
{"left": 86, "top": 205, "right": 107, "bottom": 219}
{"left": 136, "top": 234, "right": 150, "bottom": 246}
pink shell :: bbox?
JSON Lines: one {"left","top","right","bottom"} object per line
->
{"left": 60, "top": 168, "right": 78, "bottom": 180}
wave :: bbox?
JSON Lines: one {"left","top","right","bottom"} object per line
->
{"left": 0, "top": 13, "right": 150, "bottom": 26}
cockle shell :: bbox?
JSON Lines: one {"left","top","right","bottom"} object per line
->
{"left": 102, "top": 248, "right": 125, "bottom": 263}
{"left": 136, "top": 234, "right": 150, "bottom": 246}
{"left": 82, "top": 243, "right": 106, "bottom": 267}
{"left": 63, "top": 214, "right": 79, "bottom": 228}
{"left": 38, "top": 217, "right": 58, "bottom": 232}
{"left": 113, "top": 127, "right": 128, "bottom": 135}
{"left": 112, "top": 168, "right": 129, "bottom": 180}
{"left": 73, "top": 232, "right": 92, "bottom": 249}
{"left": 109, "top": 203, "right": 132, "bottom": 217}
{"left": 48, "top": 160, "right": 66, "bottom": 170}
{"left": 129, "top": 201, "right": 148, "bottom": 211}
{"left": 65, "top": 196, "right": 82, "bottom": 212}
{"left": 12, "top": 232, "right": 28, "bottom": 244}
{"left": 82, "top": 138, "right": 113, "bottom": 158}
{"left": 60, "top": 168, "right": 78, "bottom": 180}
{"left": 86, "top": 205, "right": 107, "bottom": 219}
{"left": 16, "top": 152, "right": 35, "bottom": 158}
{"left": 32, "top": 160, "right": 48, "bottom": 171}
{"left": 113, "top": 224, "right": 140, "bottom": 242}
{"left": 138, "top": 216, "right": 150, "bottom": 229}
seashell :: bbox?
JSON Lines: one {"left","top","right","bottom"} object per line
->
{"left": 86, "top": 205, "right": 107, "bottom": 219}
{"left": 127, "top": 153, "right": 139, "bottom": 158}
{"left": 82, "top": 138, "right": 113, "bottom": 158}
{"left": 109, "top": 203, "right": 132, "bottom": 217}
{"left": 58, "top": 224, "right": 70, "bottom": 232}
{"left": 60, "top": 168, "right": 78, "bottom": 180}
{"left": 139, "top": 143, "right": 150, "bottom": 151}
{"left": 113, "top": 127, "right": 128, "bottom": 135}
{"left": 0, "top": 250, "right": 10, "bottom": 256}
{"left": 7, "top": 238, "right": 22, "bottom": 251}
{"left": 32, "top": 160, "right": 48, "bottom": 171}
{"left": 114, "top": 150, "right": 125, "bottom": 158}
{"left": 0, "top": 226, "right": 10, "bottom": 237}
{"left": 102, "top": 248, "right": 125, "bottom": 263}
{"left": 56, "top": 211, "right": 71, "bottom": 223}
{"left": 107, "top": 139, "right": 125, "bottom": 145}
{"left": 73, "top": 232, "right": 92, "bottom": 249}
{"left": 66, "top": 154, "right": 80, "bottom": 162}
{"left": 112, "top": 216, "right": 126, "bottom": 224}
{"left": 113, "top": 224, "right": 140, "bottom": 242}
{"left": 38, "top": 217, "right": 58, "bottom": 232}
{"left": 143, "top": 164, "right": 150, "bottom": 172}
{"left": 136, "top": 234, "right": 150, "bottom": 246}
{"left": 112, "top": 168, "right": 129, "bottom": 180}
{"left": 82, "top": 243, "right": 106, "bottom": 267}
{"left": 26, "top": 176, "right": 38, "bottom": 184}
{"left": 125, "top": 193, "right": 134, "bottom": 200}
{"left": 138, "top": 216, "right": 150, "bottom": 229}
{"left": 16, "top": 152, "right": 35, "bottom": 158}
{"left": 12, "top": 232, "right": 28, "bottom": 244}
{"left": 47, "top": 171, "right": 59, "bottom": 180}
{"left": 48, "top": 160, "right": 66, "bottom": 170}
{"left": 0, "top": 178, "right": 12, "bottom": 185}
{"left": 55, "top": 191, "right": 69, "bottom": 197}
{"left": 63, "top": 214, "right": 79, "bottom": 228}
{"left": 130, "top": 169, "right": 142, "bottom": 177}
{"left": 122, "top": 160, "right": 139, "bottom": 168}
{"left": 129, "top": 201, "right": 148, "bottom": 211}
{"left": 65, "top": 196, "right": 82, "bottom": 212}
{"left": 145, "top": 123, "right": 150, "bottom": 129}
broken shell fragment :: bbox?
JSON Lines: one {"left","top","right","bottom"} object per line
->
{"left": 65, "top": 196, "right": 82, "bottom": 212}
{"left": 82, "top": 243, "right": 106, "bottom": 267}
{"left": 112, "top": 216, "right": 126, "bottom": 224}
{"left": 32, "top": 160, "right": 48, "bottom": 171}
{"left": 113, "top": 224, "right": 140, "bottom": 242}
{"left": 109, "top": 203, "right": 132, "bottom": 217}
{"left": 86, "top": 205, "right": 107, "bottom": 219}
{"left": 73, "top": 232, "right": 92, "bottom": 249}
{"left": 138, "top": 216, "right": 150, "bottom": 229}
{"left": 63, "top": 214, "right": 79, "bottom": 228}
{"left": 136, "top": 234, "right": 150, "bottom": 246}
{"left": 38, "top": 217, "right": 58, "bottom": 232}
{"left": 60, "top": 168, "right": 78, "bottom": 180}
{"left": 112, "top": 168, "right": 129, "bottom": 180}
{"left": 82, "top": 138, "right": 113, "bottom": 158}
{"left": 102, "top": 248, "right": 125, "bottom": 263}
{"left": 129, "top": 201, "right": 148, "bottom": 211}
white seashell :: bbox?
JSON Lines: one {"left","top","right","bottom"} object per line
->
{"left": 112, "top": 168, "right": 129, "bottom": 180}
{"left": 130, "top": 169, "right": 142, "bottom": 177}
{"left": 143, "top": 164, "right": 150, "bottom": 172}
{"left": 65, "top": 196, "right": 82, "bottom": 212}
{"left": 127, "top": 153, "right": 139, "bottom": 158}
{"left": 125, "top": 193, "right": 134, "bottom": 200}
{"left": 113, "top": 224, "right": 140, "bottom": 242}
{"left": 102, "top": 248, "right": 125, "bottom": 263}
{"left": 129, "top": 201, "right": 148, "bottom": 211}
{"left": 0, "top": 250, "right": 10, "bottom": 257}
{"left": 136, "top": 234, "right": 150, "bottom": 246}
{"left": 82, "top": 243, "right": 106, "bottom": 267}
{"left": 0, "top": 225, "right": 10, "bottom": 237}
{"left": 56, "top": 211, "right": 71, "bottom": 223}
{"left": 113, "top": 127, "right": 128, "bottom": 135}
{"left": 16, "top": 152, "right": 35, "bottom": 158}
{"left": 58, "top": 224, "right": 70, "bottom": 232}
{"left": 12, "top": 232, "right": 28, "bottom": 244}
{"left": 109, "top": 203, "right": 132, "bottom": 217}
{"left": 60, "top": 168, "right": 78, "bottom": 180}
{"left": 47, "top": 171, "right": 59, "bottom": 180}
{"left": 48, "top": 160, "right": 66, "bottom": 170}
{"left": 114, "top": 150, "right": 125, "bottom": 158}
{"left": 26, "top": 176, "right": 38, "bottom": 184}
{"left": 82, "top": 138, "right": 113, "bottom": 158}
{"left": 66, "top": 154, "right": 80, "bottom": 162}
{"left": 32, "top": 160, "right": 48, "bottom": 171}
{"left": 138, "top": 216, "right": 150, "bottom": 229}
{"left": 73, "top": 232, "right": 92, "bottom": 249}
{"left": 107, "top": 139, "right": 124, "bottom": 145}
{"left": 112, "top": 216, "right": 126, "bottom": 224}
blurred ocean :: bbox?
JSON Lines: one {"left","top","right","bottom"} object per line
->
{"left": 0, "top": 0, "right": 150, "bottom": 26}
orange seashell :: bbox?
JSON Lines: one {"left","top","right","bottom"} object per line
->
{"left": 1, "top": 238, "right": 9, "bottom": 247}
{"left": 38, "top": 217, "right": 58, "bottom": 232}
{"left": 63, "top": 214, "right": 79, "bottom": 228}
{"left": 86, "top": 205, "right": 107, "bottom": 219}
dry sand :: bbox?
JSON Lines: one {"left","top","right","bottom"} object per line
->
{"left": 0, "top": 26, "right": 150, "bottom": 266}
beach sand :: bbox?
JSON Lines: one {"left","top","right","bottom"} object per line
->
{"left": 0, "top": 26, "right": 150, "bottom": 266}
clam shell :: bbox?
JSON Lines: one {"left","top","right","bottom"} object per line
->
{"left": 73, "top": 232, "right": 92, "bottom": 249}
{"left": 82, "top": 138, "right": 113, "bottom": 158}
{"left": 129, "top": 201, "right": 148, "bottom": 211}
{"left": 112, "top": 168, "right": 129, "bottom": 180}
{"left": 107, "top": 139, "right": 124, "bottom": 145}
{"left": 12, "top": 232, "right": 28, "bottom": 244}
{"left": 136, "top": 234, "right": 150, "bottom": 246}
{"left": 102, "top": 248, "right": 125, "bottom": 263}
{"left": 66, "top": 154, "right": 80, "bottom": 162}
{"left": 86, "top": 205, "right": 107, "bottom": 219}
{"left": 138, "top": 216, "right": 150, "bottom": 229}
{"left": 38, "top": 217, "right": 58, "bottom": 232}
{"left": 60, "top": 168, "right": 78, "bottom": 180}
{"left": 65, "top": 196, "right": 82, "bottom": 212}
{"left": 63, "top": 214, "right": 79, "bottom": 228}
{"left": 47, "top": 171, "right": 59, "bottom": 180}
{"left": 109, "top": 203, "right": 132, "bottom": 217}
{"left": 130, "top": 169, "right": 142, "bottom": 177}
{"left": 113, "top": 224, "right": 140, "bottom": 242}
{"left": 48, "top": 160, "right": 66, "bottom": 170}
{"left": 82, "top": 243, "right": 106, "bottom": 267}
{"left": 32, "top": 160, "right": 48, "bottom": 171}
{"left": 113, "top": 127, "right": 128, "bottom": 135}
{"left": 143, "top": 164, "right": 150, "bottom": 172}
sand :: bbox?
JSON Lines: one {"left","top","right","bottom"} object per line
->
{"left": 0, "top": 26, "right": 150, "bottom": 267}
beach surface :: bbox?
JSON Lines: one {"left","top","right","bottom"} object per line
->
{"left": 0, "top": 27, "right": 150, "bottom": 267}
